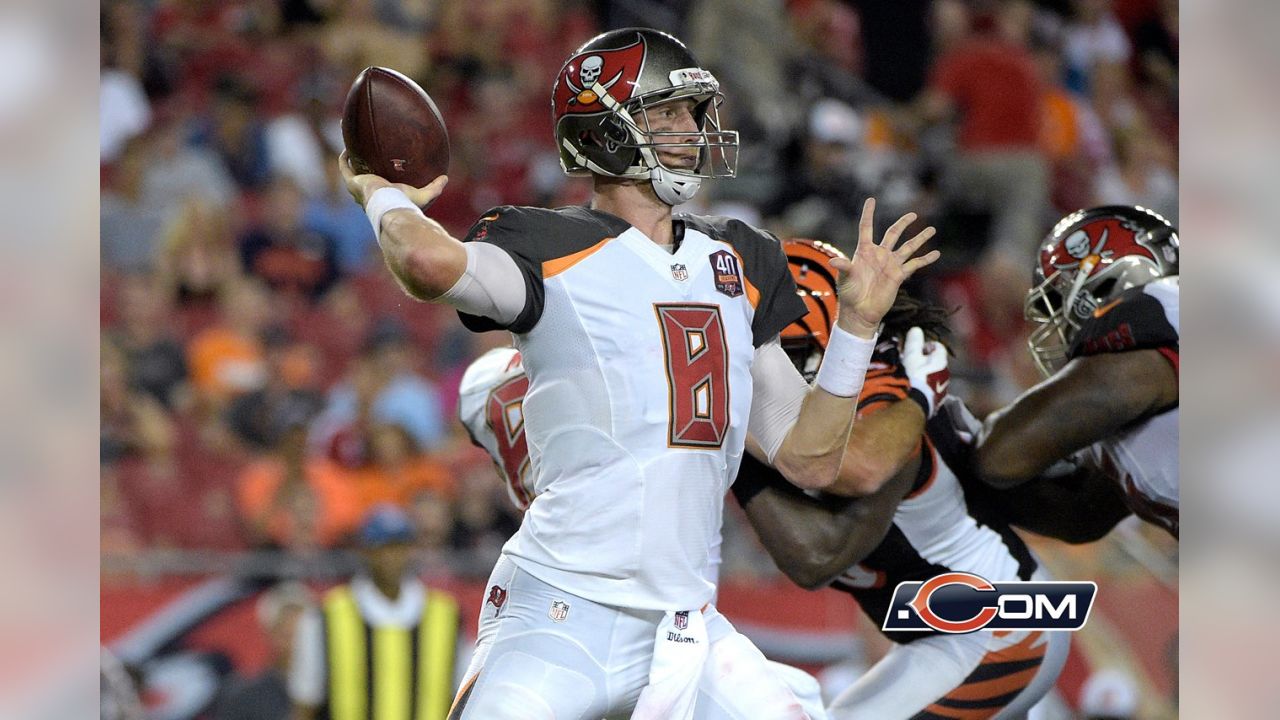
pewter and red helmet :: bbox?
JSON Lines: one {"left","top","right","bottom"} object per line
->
{"left": 552, "top": 27, "right": 738, "bottom": 206}
{"left": 1025, "top": 205, "right": 1179, "bottom": 376}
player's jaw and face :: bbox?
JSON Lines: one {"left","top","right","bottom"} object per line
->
{"left": 632, "top": 98, "right": 701, "bottom": 170}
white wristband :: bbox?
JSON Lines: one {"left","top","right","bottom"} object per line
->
{"left": 815, "top": 325, "right": 877, "bottom": 397}
{"left": 365, "top": 187, "right": 424, "bottom": 239}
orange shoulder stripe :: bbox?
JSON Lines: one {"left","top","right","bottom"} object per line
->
{"left": 542, "top": 237, "right": 613, "bottom": 278}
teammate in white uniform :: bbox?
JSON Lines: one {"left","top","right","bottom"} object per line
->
{"left": 339, "top": 27, "right": 939, "bottom": 720}
{"left": 731, "top": 241, "right": 1068, "bottom": 720}
{"left": 933, "top": 206, "right": 1180, "bottom": 538}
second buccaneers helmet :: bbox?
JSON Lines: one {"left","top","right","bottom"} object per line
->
{"left": 552, "top": 28, "right": 738, "bottom": 206}
{"left": 1025, "top": 205, "right": 1179, "bottom": 376}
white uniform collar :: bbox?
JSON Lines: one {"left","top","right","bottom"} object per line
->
{"left": 351, "top": 574, "right": 425, "bottom": 628}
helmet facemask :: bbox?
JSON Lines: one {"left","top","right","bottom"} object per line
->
{"left": 553, "top": 29, "right": 739, "bottom": 206}
{"left": 588, "top": 82, "right": 738, "bottom": 205}
{"left": 1025, "top": 268, "right": 1082, "bottom": 377}
{"left": 1025, "top": 256, "right": 1164, "bottom": 377}
{"left": 1024, "top": 206, "right": 1179, "bottom": 377}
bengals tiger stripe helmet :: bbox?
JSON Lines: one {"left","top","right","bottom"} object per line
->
{"left": 782, "top": 239, "right": 844, "bottom": 378}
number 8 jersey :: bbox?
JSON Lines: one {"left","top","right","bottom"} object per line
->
{"left": 457, "top": 206, "right": 806, "bottom": 610}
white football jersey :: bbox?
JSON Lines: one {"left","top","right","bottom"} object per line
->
{"left": 458, "top": 206, "right": 805, "bottom": 610}
{"left": 1072, "top": 276, "right": 1179, "bottom": 535}
{"left": 458, "top": 347, "right": 728, "bottom": 590}
{"left": 458, "top": 346, "right": 536, "bottom": 511}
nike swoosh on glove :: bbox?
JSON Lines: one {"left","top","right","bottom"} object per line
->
{"left": 902, "top": 326, "right": 950, "bottom": 418}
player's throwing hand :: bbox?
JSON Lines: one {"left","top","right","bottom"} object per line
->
{"left": 830, "top": 198, "right": 940, "bottom": 338}
{"left": 339, "top": 150, "right": 449, "bottom": 209}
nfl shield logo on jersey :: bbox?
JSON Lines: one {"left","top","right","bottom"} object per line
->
{"left": 549, "top": 600, "right": 570, "bottom": 623}
{"left": 671, "top": 263, "right": 689, "bottom": 281}
{"left": 708, "top": 250, "right": 743, "bottom": 297}
{"left": 674, "top": 611, "right": 689, "bottom": 631}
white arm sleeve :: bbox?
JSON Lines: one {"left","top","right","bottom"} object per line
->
{"left": 287, "top": 606, "right": 325, "bottom": 706}
{"left": 747, "top": 338, "right": 810, "bottom": 463}
{"left": 439, "top": 241, "right": 528, "bottom": 324}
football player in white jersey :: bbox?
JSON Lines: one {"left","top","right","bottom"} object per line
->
{"left": 920, "top": 206, "right": 1179, "bottom": 539}
{"left": 731, "top": 241, "right": 1068, "bottom": 720}
{"left": 339, "top": 27, "right": 939, "bottom": 720}
{"left": 456, "top": 346, "right": 830, "bottom": 720}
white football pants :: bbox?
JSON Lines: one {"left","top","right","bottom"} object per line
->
{"left": 450, "top": 554, "right": 823, "bottom": 720}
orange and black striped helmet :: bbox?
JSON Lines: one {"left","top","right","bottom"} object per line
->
{"left": 781, "top": 239, "right": 844, "bottom": 356}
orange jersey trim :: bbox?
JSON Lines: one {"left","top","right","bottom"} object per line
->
{"left": 1092, "top": 297, "right": 1124, "bottom": 318}
{"left": 924, "top": 632, "right": 1047, "bottom": 716}
{"left": 448, "top": 671, "right": 480, "bottom": 717}
{"left": 918, "top": 703, "right": 1008, "bottom": 720}
{"left": 542, "top": 237, "right": 613, "bottom": 278}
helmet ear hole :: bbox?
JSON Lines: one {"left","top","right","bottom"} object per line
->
{"left": 601, "top": 118, "right": 630, "bottom": 146}
{"left": 1093, "top": 278, "right": 1117, "bottom": 299}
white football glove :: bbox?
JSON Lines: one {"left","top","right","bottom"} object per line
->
{"left": 902, "top": 326, "right": 950, "bottom": 418}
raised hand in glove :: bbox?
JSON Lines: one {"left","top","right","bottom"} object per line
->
{"left": 902, "top": 326, "right": 949, "bottom": 418}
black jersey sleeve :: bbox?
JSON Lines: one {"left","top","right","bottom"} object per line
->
{"left": 457, "top": 206, "right": 626, "bottom": 334}
{"left": 742, "top": 225, "right": 808, "bottom": 348}
{"left": 1068, "top": 285, "right": 1179, "bottom": 368}
{"left": 682, "top": 215, "right": 808, "bottom": 347}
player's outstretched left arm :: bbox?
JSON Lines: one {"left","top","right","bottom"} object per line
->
{"left": 975, "top": 350, "right": 1177, "bottom": 488}
{"left": 773, "top": 199, "right": 940, "bottom": 490}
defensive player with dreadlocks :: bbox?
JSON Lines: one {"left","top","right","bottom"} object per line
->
{"left": 341, "top": 27, "right": 938, "bottom": 720}
{"left": 730, "top": 240, "right": 1069, "bottom": 720}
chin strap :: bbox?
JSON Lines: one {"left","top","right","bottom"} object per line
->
{"left": 649, "top": 164, "right": 701, "bottom": 205}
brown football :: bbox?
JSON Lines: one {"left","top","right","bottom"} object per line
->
{"left": 342, "top": 66, "right": 450, "bottom": 187}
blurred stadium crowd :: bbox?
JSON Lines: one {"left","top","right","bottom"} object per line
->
{"left": 99, "top": 0, "right": 1176, "bottom": 580}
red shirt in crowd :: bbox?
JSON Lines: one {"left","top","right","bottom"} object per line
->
{"left": 930, "top": 37, "right": 1044, "bottom": 152}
